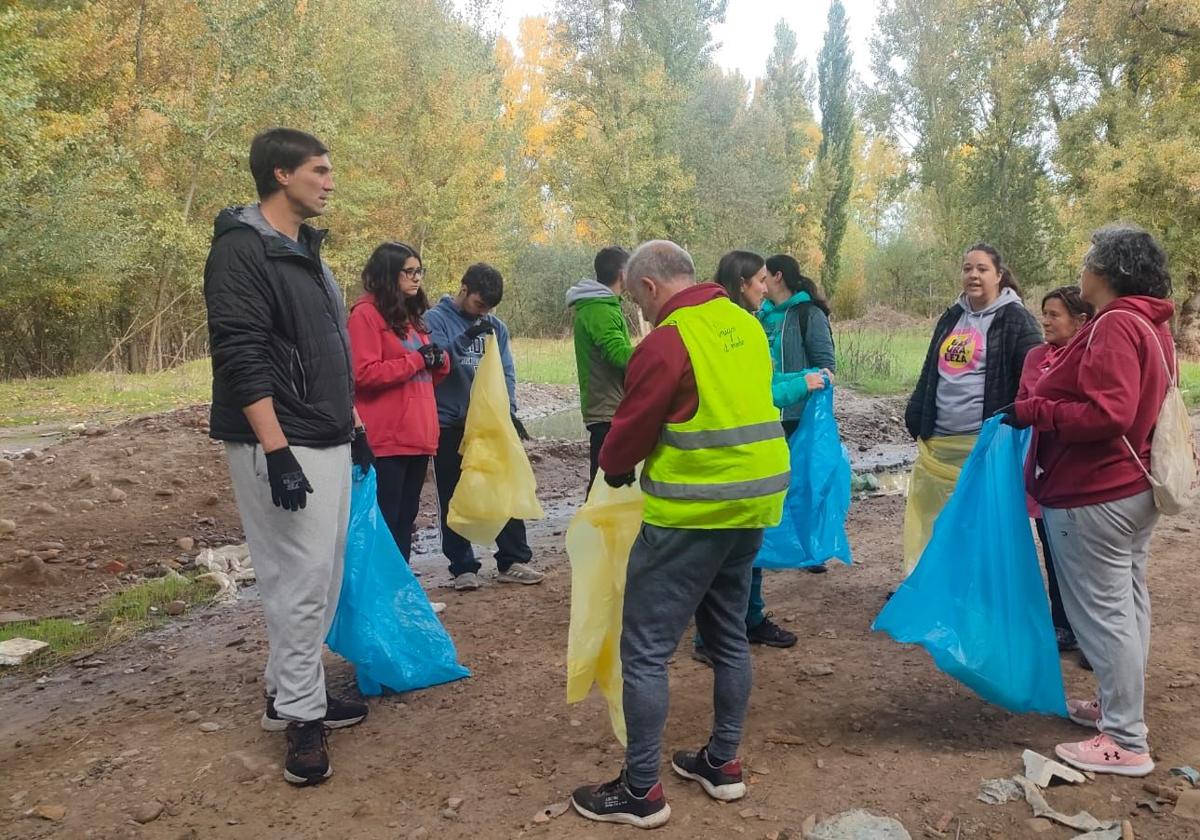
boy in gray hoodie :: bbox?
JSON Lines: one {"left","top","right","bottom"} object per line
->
{"left": 426, "top": 263, "right": 545, "bottom": 591}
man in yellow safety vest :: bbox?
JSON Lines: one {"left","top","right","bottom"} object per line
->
{"left": 570, "top": 240, "right": 789, "bottom": 829}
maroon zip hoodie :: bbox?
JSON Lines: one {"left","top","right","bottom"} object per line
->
{"left": 1015, "top": 295, "right": 1176, "bottom": 509}
{"left": 598, "top": 283, "right": 728, "bottom": 475}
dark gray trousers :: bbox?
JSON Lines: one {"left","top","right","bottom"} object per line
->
{"left": 621, "top": 524, "right": 763, "bottom": 789}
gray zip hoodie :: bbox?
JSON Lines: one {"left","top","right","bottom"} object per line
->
{"left": 934, "top": 287, "right": 1023, "bottom": 436}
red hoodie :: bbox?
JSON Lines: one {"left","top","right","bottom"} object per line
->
{"left": 348, "top": 294, "right": 450, "bottom": 457}
{"left": 598, "top": 283, "right": 727, "bottom": 475}
{"left": 1015, "top": 295, "right": 1176, "bottom": 509}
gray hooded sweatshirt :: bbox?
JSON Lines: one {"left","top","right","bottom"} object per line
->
{"left": 934, "top": 287, "right": 1023, "bottom": 436}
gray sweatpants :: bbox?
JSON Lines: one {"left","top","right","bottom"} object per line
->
{"left": 1043, "top": 490, "right": 1158, "bottom": 752}
{"left": 225, "top": 442, "right": 352, "bottom": 722}
{"left": 621, "top": 524, "right": 763, "bottom": 789}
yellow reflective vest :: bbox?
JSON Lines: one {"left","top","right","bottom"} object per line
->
{"left": 641, "top": 297, "right": 789, "bottom": 529}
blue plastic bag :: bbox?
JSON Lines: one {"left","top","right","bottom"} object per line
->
{"left": 873, "top": 418, "right": 1066, "bottom": 716}
{"left": 755, "top": 382, "right": 853, "bottom": 569}
{"left": 326, "top": 467, "right": 470, "bottom": 695}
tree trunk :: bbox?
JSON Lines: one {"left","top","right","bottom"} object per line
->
{"left": 1177, "top": 280, "right": 1200, "bottom": 356}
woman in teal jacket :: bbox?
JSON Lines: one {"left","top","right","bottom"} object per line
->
{"left": 693, "top": 250, "right": 823, "bottom": 666}
{"left": 761, "top": 254, "right": 838, "bottom": 572}
{"left": 761, "top": 254, "right": 837, "bottom": 435}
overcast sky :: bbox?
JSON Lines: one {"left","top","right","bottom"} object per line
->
{"left": 458, "top": 0, "right": 881, "bottom": 83}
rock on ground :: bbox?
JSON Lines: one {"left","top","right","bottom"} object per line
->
{"left": 807, "top": 810, "right": 912, "bottom": 840}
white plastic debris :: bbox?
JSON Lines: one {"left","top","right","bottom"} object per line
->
{"left": 194, "top": 543, "right": 254, "bottom": 603}
{"left": 979, "top": 778, "right": 1024, "bottom": 805}
{"left": 1023, "top": 749, "right": 1088, "bottom": 787}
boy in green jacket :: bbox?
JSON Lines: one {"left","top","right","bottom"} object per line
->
{"left": 566, "top": 246, "right": 633, "bottom": 490}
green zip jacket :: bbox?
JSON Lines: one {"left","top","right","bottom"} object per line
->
{"left": 566, "top": 278, "right": 633, "bottom": 424}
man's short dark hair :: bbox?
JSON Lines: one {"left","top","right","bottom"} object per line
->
{"left": 249, "top": 128, "right": 329, "bottom": 199}
{"left": 462, "top": 263, "right": 504, "bottom": 307}
{"left": 594, "top": 246, "right": 630, "bottom": 288}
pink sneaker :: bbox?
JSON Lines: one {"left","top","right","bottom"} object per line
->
{"left": 1055, "top": 734, "right": 1154, "bottom": 777}
{"left": 1066, "top": 698, "right": 1101, "bottom": 729}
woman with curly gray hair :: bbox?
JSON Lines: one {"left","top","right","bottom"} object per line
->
{"left": 1008, "top": 225, "right": 1175, "bottom": 777}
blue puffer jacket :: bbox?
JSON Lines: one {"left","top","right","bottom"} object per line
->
{"left": 757, "top": 292, "right": 837, "bottom": 422}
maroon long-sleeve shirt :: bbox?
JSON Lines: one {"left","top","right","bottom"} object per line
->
{"left": 1015, "top": 295, "right": 1175, "bottom": 509}
{"left": 598, "top": 283, "right": 729, "bottom": 475}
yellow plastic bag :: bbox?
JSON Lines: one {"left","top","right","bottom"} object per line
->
{"left": 902, "top": 434, "right": 977, "bottom": 575}
{"left": 565, "top": 470, "right": 644, "bottom": 745}
{"left": 447, "top": 337, "right": 545, "bottom": 544}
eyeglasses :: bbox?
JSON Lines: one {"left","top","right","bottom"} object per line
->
{"left": 400, "top": 267, "right": 426, "bottom": 278}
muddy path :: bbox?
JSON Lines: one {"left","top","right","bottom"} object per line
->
{"left": 2, "top": 391, "right": 1198, "bottom": 839}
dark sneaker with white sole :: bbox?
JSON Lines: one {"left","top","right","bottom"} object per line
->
{"left": 671, "top": 745, "right": 747, "bottom": 801}
{"left": 571, "top": 770, "right": 670, "bottom": 829}
{"left": 262, "top": 692, "right": 368, "bottom": 732}
{"left": 284, "top": 720, "right": 332, "bottom": 786}
{"left": 747, "top": 618, "right": 797, "bottom": 648}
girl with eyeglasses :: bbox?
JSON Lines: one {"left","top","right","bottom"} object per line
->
{"left": 348, "top": 242, "right": 450, "bottom": 562}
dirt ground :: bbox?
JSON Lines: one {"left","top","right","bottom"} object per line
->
{"left": 1, "top": 388, "right": 1199, "bottom": 840}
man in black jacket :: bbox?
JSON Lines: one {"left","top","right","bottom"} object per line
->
{"left": 204, "top": 128, "right": 374, "bottom": 787}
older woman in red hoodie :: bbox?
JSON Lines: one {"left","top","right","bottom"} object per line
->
{"left": 349, "top": 242, "right": 450, "bottom": 561}
{"left": 1009, "top": 225, "right": 1174, "bottom": 778}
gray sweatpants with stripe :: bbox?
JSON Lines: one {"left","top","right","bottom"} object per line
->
{"left": 225, "top": 442, "right": 351, "bottom": 722}
{"left": 1043, "top": 490, "right": 1158, "bottom": 752}
{"left": 621, "top": 524, "right": 763, "bottom": 789}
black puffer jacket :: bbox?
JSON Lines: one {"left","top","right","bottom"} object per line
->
{"left": 905, "top": 299, "right": 1041, "bottom": 440}
{"left": 204, "top": 205, "right": 354, "bottom": 447}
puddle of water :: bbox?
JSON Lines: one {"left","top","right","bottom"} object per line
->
{"left": 525, "top": 409, "right": 586, "bottom": 441}
{"left": 0, "top": 426, "right": 65, "bottom": 454}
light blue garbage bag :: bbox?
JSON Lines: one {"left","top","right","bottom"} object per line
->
{"left": 873, "top": 418, "right": 1066, "bottom": 716}
{"left": 755, "top": 381, "right": 853, "bottom": 569}
{"left": 326, "top": 467, "right": 470, "bottom": 695}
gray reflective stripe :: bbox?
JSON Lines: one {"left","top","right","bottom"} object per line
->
{"left": 660, "top": 420, "right": 784, "bottom": 450}
{"left": 640, "top": 471, "right": 791, "bottom": 501}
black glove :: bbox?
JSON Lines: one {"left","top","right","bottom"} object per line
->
{"left": 464, "top": 319, "right": 495, "bottom": 341}
{"left": 604, "top": 470, "right": 637, "bottom": 488}
{"left": 264, "top": 447, "right": 313, "bottom": 511}
{"left": 351, "top": 426, "right": 375, "bottom": 472}
{"left": 995, "top": 402, "right": 1025, "bottom": 428}
{"left": 512, "top": 414, "right": 531, "bottom": 441}
{"left": 418, "top": 343, "right": 445, "bottom": 370}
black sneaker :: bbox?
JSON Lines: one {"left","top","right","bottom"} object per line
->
{"left": 806, "top": 562, "right": 829, "bottom": 574}
{"left": 671, "top": 745, "right": 746, "bottom": 801}
{"left": 571, "top": 770, "right": 671, "bottom": 829}
{"left": 747, "top": 618, "right": 797, "bottom": 648}
{"left": 262, "top": 692, "right": 368, "bottom": 732}
{"left": 283, "top": 720, "right": 332, "bottom": 786}
{"left": 1056, "top": 627, "right": 1079, "bottom": 652}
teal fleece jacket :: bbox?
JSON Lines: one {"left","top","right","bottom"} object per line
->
{"left": 758, "top": 292, "right": 837, "bottom": 421}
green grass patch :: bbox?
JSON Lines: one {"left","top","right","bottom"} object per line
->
{"left": 98, "top": 571, "right": 219, "bottom": 623}
{"left": 0, "top": 343, "right": 580, "bottom": 430}
{"left": 0, "top": 618, "right": 99, "bottom": 662}
{"left": 833, "top": 327, "right": 929, "bottom": 396}
{"left": 0, "top": 573, "right": 219, "bottom": 668}
{"left": 511, "top": 337, "right": 578, "bottom": 386}
{"left": 0, "top": 359, "right": 212, "bottom": 427}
